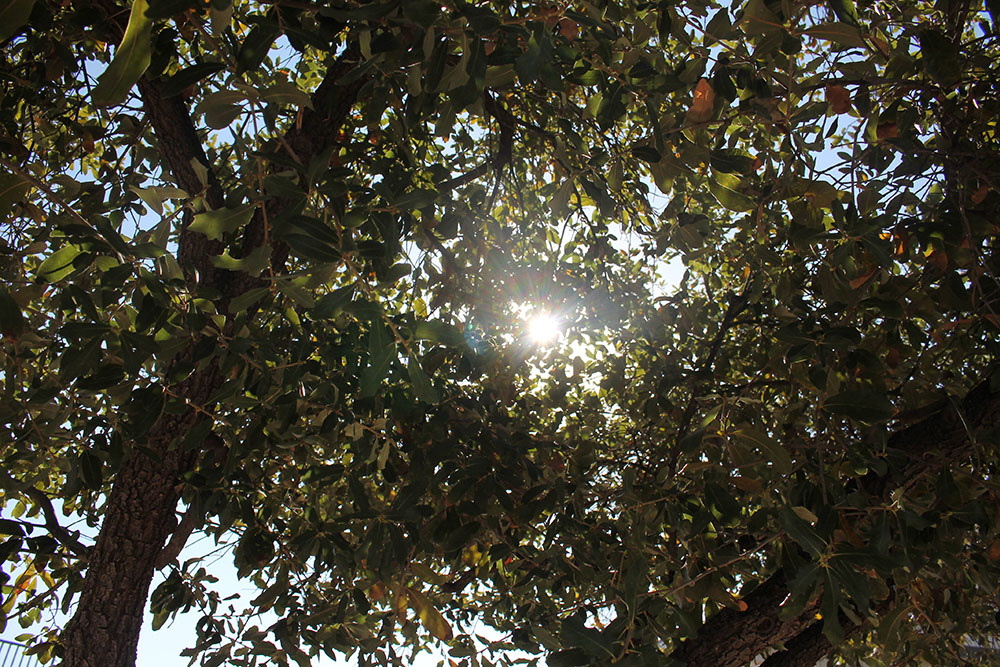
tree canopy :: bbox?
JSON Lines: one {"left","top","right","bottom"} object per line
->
{"left": 1, "top": 0, "right": 1000, "bottom": 665}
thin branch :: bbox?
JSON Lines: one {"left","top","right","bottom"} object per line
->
{"left": 22, "top": 488, "right": 90, "bottom": 560}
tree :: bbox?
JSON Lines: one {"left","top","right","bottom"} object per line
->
{"left": 1, "top": 0, "right": 999, "bottom": 664}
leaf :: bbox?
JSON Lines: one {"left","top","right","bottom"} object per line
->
{"left": 405, "top": 587, "right": 453, "bottom": 642}
{"left": 0, "top": 286, "right": 24, "bottom": 339}
{"left": 709, "top": 178, "right": 755, "bottom": 211}
{"left": 791, "top": 505, "right": 819, "bottom": 524}
{"left": 407, "top": 356, "right": 441, "bottom": 404}
{"left": 822, "top": 389, "right": 894, "bottom": 423}
{"left": 160, "top": 61, "right": 226, "bottom": 98}
{"left": 412, "top": 320, "right": 466, "bottom": 346}
{"left": 685, "top": 78, "right": 715, "bottom": 124}
{"left": 0, "top": 169, "right": 31, "bottom": 222}
{"left": 360, "top": 318, "right": 395, "bottom": 397}
{"left": 560, "top": 612, "right": 615, "bottom": 660}
{"left": 211, "top": 246, "right": 270, "bottom": 277}
{"left": 0, "top": 0, "right": 36, "bottom": 41}
{"left": 262, "top": 81, "right": 313, "bottom": 109}
{"left": 313, "top": 285, "right": 355, "bottom": 319}
{"left": 803, "top": 23, "right": 865, "bottom": 48}
{"left": 36, "top": 245, "right": 83, "bottom": 282}
{"left": 781, "top": 507, "right": 826, "bottom": 557}
{"left": 237, "top": 22, "right": 279, "bottom": 73}
{"left": 827, "top": 0, "right": 860, "bottom": 28}
{"left": 92, "top": 0, "right": 154, "bottom": 107}
{"left": 189, "top": 204, "right": 255, "bottom": 241}
{"left": 732, "top": 427, "right": 793, "bottom": 475}
{"left": 825, "top": 85, "right": 852, "bottom": 114}
{"left": 197, "top": 90, "right": 245, "bottom": 129}
{"left": 79, "top": 451, "right": 104, "bottom": 491}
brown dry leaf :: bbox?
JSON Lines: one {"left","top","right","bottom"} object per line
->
{"left": 557, "top": 17, "right": 579, "bottom": 40}
{"left": 876, "top": 123, "right": 898, "bottom": 141}
{"left": 885, "top": 347, "right": 901, "bottom": 369}
{"left": 970, "top": 184, "right": 989, "bottom": 204}
{"left": 989, "top": 540, "right": 1000, "bottom": 563}
{"left": 732, "top": 475, "right": 763, "bottom": 492}
{"left": 368, "top": 581, "right": 386, "bottom": 602}
{"left": 849, "top": 268, "right": 876, "bottom": 289}
{"left": 928, "top": 249, "right": 948, "bottom": 271}
{"left": 826, "top": 85, "right": 852, "bottom": 114}
{"left": 686, "top": 78, "right": 716, "bottom": 124}
{"left": 737, "top": 599, "right": 749, "bottom": 612}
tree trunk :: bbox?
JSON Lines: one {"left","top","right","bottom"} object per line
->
{"left": 60, "top": 419, "right": 196, "bottom": 666}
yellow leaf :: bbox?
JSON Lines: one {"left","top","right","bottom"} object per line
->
{"left": 406, "top": 587, "right": 453, "bottom": 642}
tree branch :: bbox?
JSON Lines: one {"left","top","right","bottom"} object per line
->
{"left": 669, "top": 371, "right": 1000, "bottom": 666}
{"left": 23, "top": 488, "right": 90, "bottom": 560}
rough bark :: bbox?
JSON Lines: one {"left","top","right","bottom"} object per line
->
{"left": 758, "top": 620, "right": 834, "bottom": 667}
{"left": 670, "top": 571, "right": 822, "bottom": 667}
{"left": 58, "top": 4, "right": 364, "bottom": 664}
{"left": 671, "top": 373, "right": 1000, "bottom": 666}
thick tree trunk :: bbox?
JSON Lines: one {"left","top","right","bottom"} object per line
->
{"left": 60, "top": 419, "right": 195, "bottom": 666}
{"left": 57, "top": 6, "right": 363, "bottom": 664}
{"left": 670, "top": 572, "right": 822, "bottom": 667}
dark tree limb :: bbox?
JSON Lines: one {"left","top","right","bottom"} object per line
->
{"left": 22, "top": 488, "right": 90, "bottom": 560}
{"left": 668, "top": 372, "right": 1000, "bottom": 666}
{"left": 670, "top": 571, "right": 822, "bottom": 667}
{"left": 59, "top": 7, "right": 366, "bottom": 667}
{"left": 758, "top": 620, "right": 836, "bottom": 667}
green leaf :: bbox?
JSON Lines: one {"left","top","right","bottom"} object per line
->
{"left": 732, "top": 427, "right": 793, "bottom": 475}
{"left": 211, "top": 246, "right": 270, "bottom": 277}
{"left": 227, "top": 286, "right": 270, "bottom": 313}
{"left": 313, "top": 286, "right": 355, "bottom": 319}
{"left": 36, "top": 245, "right": 83, "bottom": 282}
{"left": 0, "top": 286, "right": 24, "bottom": 339}
{"left": 709, "top": 177, "right": 756, "bottom": 211}
{"left": 92, "top": 0, "right": 154, "bottom": 107}
{"left": 394, "top": 188, "right": 439, "bottom": 210}
{"left": 237, "top": 22, "right": 279, "bottom": 73}
{"left": 360, "top": 319, "right": 395, "bottom": 397}
{"left": 189, "top": 205, "right": 255, "bottom": 241}
{"left": 560, "top": 612, "right": 615, "bottom": 660}
{"left": 262, "top": 81, "right": 313, "bottom": 109}
{"left": 0, "top": 0, "right": 36, "bottom": 41}
{"left": 412, "top": 320, "right": 465, "bottom": 346}
{"left": 407, "top": 356, "right": 440, "bottom": 404}
{"left": 821, "top": 569, "right": 844, "bottom": 645}
{"left": 780, "top": 507, "right": 826, "bottom": 557}
{"left": 197, "top": 90, "right": 245, "bottom": 129}
{"left": 160, "top": 61, "right": 226, "bottom": 98}
{"left": 822, "top": 389, "right": 894, "bottom": 423}
{"left": 0, "top": 169, "right": 31, "bottom": 222}
{"left": 802, "top": 22, "right": 865, "bottom": 48}
{"left": 79, "top": 451, "right": 104, "bottom": 491}
{"left": 827, "top": 0, "right": 860, "bottom": 28}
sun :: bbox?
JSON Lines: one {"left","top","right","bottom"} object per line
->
{"left": 526, "top": 312, "right": 561, "bottom": 345}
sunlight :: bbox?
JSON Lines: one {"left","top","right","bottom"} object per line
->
{"left": 526, "top": 312, "right": 561, "bottom": 345}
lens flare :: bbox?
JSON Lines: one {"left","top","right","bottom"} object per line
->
{"left": 526, "top": 312, "right": 560, "bottom": 345}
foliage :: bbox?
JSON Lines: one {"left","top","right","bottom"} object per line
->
{"left": 1, "top": 0, "right": 999, "bottom": 665}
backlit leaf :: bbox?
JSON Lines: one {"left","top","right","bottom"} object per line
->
{"left": 92, "top": 0, "right": 154, "bottom": 106}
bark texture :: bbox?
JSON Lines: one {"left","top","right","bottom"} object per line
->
{"left": 670, "top": 571, "right": 822, "bottom": 667}
{"left": 58, "top": 4, "right": 363, "bottom": 664}
{"left": 670, "top": 373, "right": 1000, "bottom": 666}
